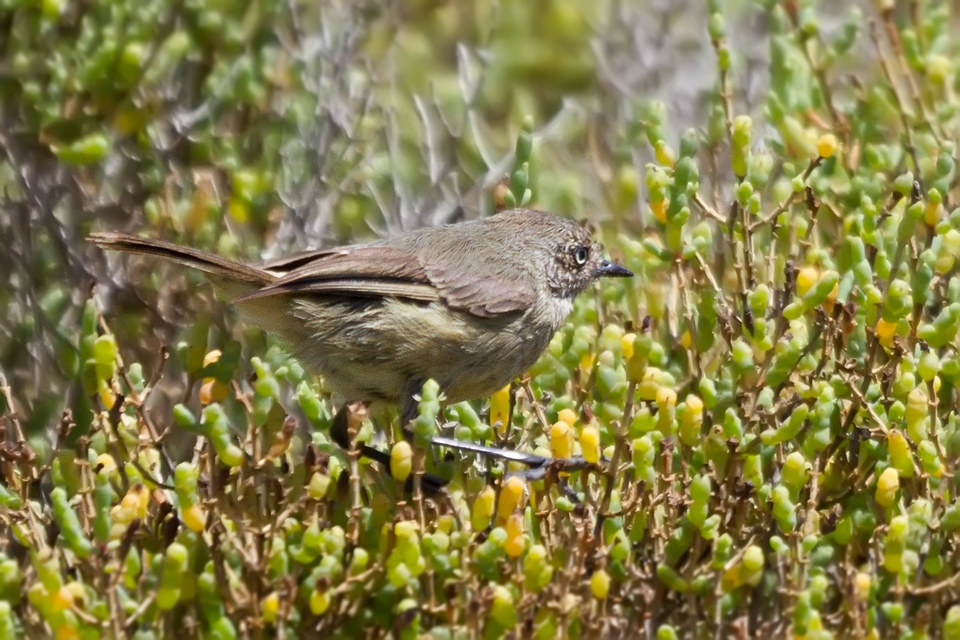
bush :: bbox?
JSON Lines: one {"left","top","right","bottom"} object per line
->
{"left": 2, "top": 0, "right": 960, "bottom": 638}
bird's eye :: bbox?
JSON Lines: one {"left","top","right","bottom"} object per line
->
{"left": 573, "top": 246, "right": 589, "bottom": 266}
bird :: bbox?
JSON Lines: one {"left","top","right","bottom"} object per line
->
{"left": 90, "top": 209, "right": 633, "bottom": 485}
{"left": 90, "top": 208, "right": 632, "bottom": 423}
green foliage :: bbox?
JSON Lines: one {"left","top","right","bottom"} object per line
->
{"left": 2, "top": 0, "right": 960, "bottom": 638}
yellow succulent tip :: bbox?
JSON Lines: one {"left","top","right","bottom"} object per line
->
{"left": 816, "top": 133, "right": 838, "bottom": 159}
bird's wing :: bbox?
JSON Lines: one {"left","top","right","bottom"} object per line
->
{"left": 257, "top": 248, "right": 354, "bottom": 274}
{"left": 241, "top": 244, "right": 535, "bottom": 317}
{"left": 421, "top": 262, "right": 536, "bottom": 317}
{"left": 242, "top": 246, "right": 437, "bottom": 301}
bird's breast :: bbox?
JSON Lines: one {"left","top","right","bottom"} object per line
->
{"left": 536, "top": 295, "right": 574, "bottom": 332}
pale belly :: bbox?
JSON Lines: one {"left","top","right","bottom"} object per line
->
{"left": 245, "top": 296, "right": 565, "bottom": 406}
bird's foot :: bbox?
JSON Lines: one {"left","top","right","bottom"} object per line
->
{"left": 331, "top": 404, "right": 595, "bottom": 497}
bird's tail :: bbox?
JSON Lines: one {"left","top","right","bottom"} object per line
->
{"left": 88, "top": 232, "right": 275, "bottom": 300}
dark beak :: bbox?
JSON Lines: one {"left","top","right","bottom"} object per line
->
{"left": 595, "top": 259, "right": 633, "bottom": 278}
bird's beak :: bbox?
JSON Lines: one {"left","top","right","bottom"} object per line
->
{"left": 595, "top": 260, "right": 633, "bottom": 278}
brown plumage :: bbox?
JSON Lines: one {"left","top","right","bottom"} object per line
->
{"left": 90, "top": 208, "right": 632, "bottom": 418}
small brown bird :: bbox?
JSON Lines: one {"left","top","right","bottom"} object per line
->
{"left": 90, "top": 209, "right": 632, "bottom": 424}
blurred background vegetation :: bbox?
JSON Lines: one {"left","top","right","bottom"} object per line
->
{"left": 4, "top": 0, "right": 960, "bottom": 638}
{"left": 1, "top": 0, "right": 725, "bottom": 436}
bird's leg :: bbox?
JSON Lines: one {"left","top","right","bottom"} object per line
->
{"left": 431, "top": 435, "right": 594, "bottom": 483}
{"left": 329, "top": 401, "right": 364, "bottom": 451}
{"left": 400, "top": 384, "right": 595, "bottom": 484}
{"left": 428, "top": 434, "right": 593, "bottom": 505}
{"left": 429, "top": 435, "right": 555, "bottom": 467}
{"left": 331, "top": 392, "right": 594, "bottom": 495}
{"left": 330, "top": 401, "right": 450, "bottom": 494}
{"left": 399, "top": 383, "right": 553, "bottom": 468}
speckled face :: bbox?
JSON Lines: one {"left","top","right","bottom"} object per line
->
{"left": 546, "top": 225, "right": 607, "bottom": 299}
